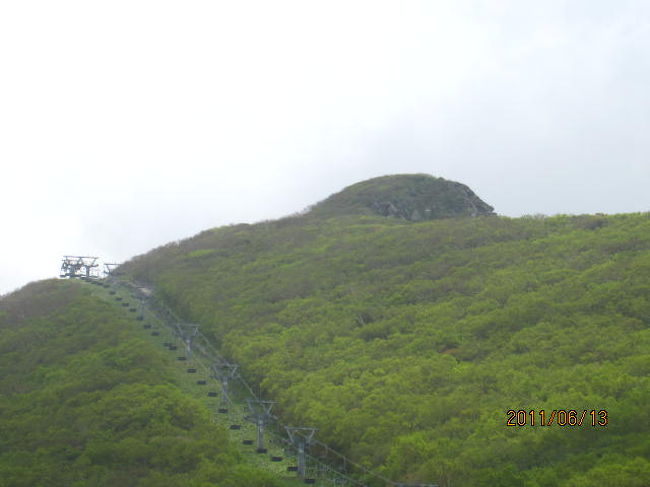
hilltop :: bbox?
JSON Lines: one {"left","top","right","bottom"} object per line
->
{"left": 307, "top": 174, "right": 495, "bottom": 220}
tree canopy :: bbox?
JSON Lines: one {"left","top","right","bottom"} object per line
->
{"left": 122, "top": 210, "right": 650, "bottom": 487}
{"left": 0, "top": 279, "right": 287, "bottom": 487}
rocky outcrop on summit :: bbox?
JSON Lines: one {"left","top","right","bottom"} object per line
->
{"left": 309, "top": 174, "right": 495, "bottom": 221}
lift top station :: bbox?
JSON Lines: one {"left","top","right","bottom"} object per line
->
{"left": 60, "top": 256, "right": 100, "bottom": 279}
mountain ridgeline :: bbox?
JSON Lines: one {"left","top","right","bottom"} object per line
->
{"left": 2, "top": 174, "right": 649, "bottom": 487}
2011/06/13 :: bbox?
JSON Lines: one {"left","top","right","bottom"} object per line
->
{"left": 506, "top": 409, "right": 608, "bottom": 427}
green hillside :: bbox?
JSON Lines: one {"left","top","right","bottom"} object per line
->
{"left": 0, "top": 279, "right": 288, "bottom": 487}
{"left": 121, "top": 176, "right": 650, "bottom": 487}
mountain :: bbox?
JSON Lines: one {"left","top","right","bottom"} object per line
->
{"left": 2, "top": 174, "right": 649, "bottom": 487}
{"left": 121, "top": 175, "right": 650, "bottom": 487}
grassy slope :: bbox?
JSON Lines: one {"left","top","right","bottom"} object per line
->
{"left": 123, "top": 212, "right": 650, "bottom": 487}
{"left": 0, "top": 279, "right": 288, "bottom": 487}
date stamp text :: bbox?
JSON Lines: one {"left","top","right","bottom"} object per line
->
{"left": 506, "top": 409, "right": 608, "bottom": 427}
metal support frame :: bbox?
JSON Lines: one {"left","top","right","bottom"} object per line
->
{"left": 211, "top": 362, "right": 238, "bottom": 406}
{"left": 60, "top": 256, "right": 99, "bottom": 279}
{"left": 245, "top": 399, "right": 275, "bottom": 451}
{"left": 135, "top": 295, "right": 147, "bottom": 321}
{"left": 103, "top": 262, "right": 120, "bottom": 277}
{"left": 174, "top": 323, "right": 200, "bottom": 358}
{"left": 285, "top": 426, "right": 317, "bottom": 478}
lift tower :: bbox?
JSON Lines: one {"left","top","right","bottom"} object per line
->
{"left": 211, "top": 362, "right": 238, "bottom": 412}
{"left": 175, "top": 323, "right": 200, "bottom": 358}
{"left": 246, "top": 399, "right": 275, "bottom": 453}
{"left": 103, "top": 263, "right": 120, "bottom": 278}
{"left": 285, "top": 427, "right": 317, "bottom": 479}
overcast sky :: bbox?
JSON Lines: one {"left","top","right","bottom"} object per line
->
{"left": 1, "top": 0, "right": 649, "bottom": 295}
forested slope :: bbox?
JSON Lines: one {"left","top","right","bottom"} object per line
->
{"left": 0, "top": 279, "right": 287, "bottom": 487}
{"left": 123, "top": 208, "right": 650, "bottom": 487}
